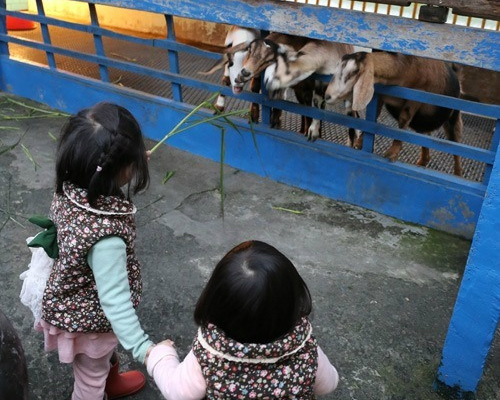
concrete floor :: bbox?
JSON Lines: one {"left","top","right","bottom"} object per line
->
{"left": 0, "top": 94, "right": 498, "bottom": 399}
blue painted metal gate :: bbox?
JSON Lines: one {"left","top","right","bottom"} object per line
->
{"left": 0, "top": 0, "right": 499, "bottom": 397}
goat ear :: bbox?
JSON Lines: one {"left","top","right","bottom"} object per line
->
{"left": 198, "top": 54, "right": 229, "bottom": 75}
{"left": 223, "top": 42, "right": 249, "bottom": 55}
{"left": 352, "top": 63, "right": 374, "bottom": 111}
{"left": 277, "top": 44, "right": 288, "bottom": 55}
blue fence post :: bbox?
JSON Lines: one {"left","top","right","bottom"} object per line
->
{"left": 164, "top": 14, "right": 182, "bottom": 102}
{"left": 88, "top": 2, "right": 110, "bottom": 82}
{"left": 362, "top": 93, "right": 378, "bottom": 153}
{"left": 483, "top": 119, "right": 500, "bottom": 185}
{"left": 259, "top": 29, "right": 271, "bottom": 127}
{"left": 35, "top": 0, "right": 56, "bottom": 69}
{"left": 0, "top": 0, "right": 7, "bottom": 56}
{"left": 435, "top": 141, "right": 500, "bottom": 398}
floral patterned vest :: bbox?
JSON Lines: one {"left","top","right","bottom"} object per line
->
{"left": 41, "top": 182, "right": 142, "bottom": 333}
{"left": 192, "top": 317, "right": 318, "bottom": 399}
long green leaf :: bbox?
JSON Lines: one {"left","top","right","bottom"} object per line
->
{"left": 219, "top": 128, "right": 226, "bottom": 217}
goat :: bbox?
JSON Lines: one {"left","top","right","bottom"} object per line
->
{"left": 201, "top": 26, "right": 261, "bottom": 122}
{"left": 263, "top": 40, "right": 356, "bottom": 142}
{"left": 324, "top": 51, "right": 463, "bottom": 176}
{"left": 227, "top": 33, "right": 316, "bottom": 133}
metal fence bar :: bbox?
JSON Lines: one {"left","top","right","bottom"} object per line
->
{"left": 34, "top": 0, "right": 56, "bottom": 69}
{"left": 374, "top": 84, "right": 500, "bottom": 120}
{"left": 88, "top": 3, "right": 110, "bottom": 82}
{"left": 483, "top": 120, "right": 500, "bottom": 184}
{"left": 165, "top": 14, "right": 182, "bottom": 102}
{"left": 362, "top": 94, "right": 378, "bottom": 153}
{"left": 0, "top": 0, "right": 7, "bottom": 56}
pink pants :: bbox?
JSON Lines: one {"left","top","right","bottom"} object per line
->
{"left": 71, "top": 349, "right": 114, "bottom": 400}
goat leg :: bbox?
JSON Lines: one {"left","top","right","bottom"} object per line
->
{"left": 443, "top": 110, "right": 463, "bottom": 176}
{"left": 214, "top": 65, "right": 231, "bottom": 114}
{"left": 416, "top": 146, "right": 431, "bottom": 167}
{"left": 384, "top": 101, "right": 419, "bottom": 162}
{"left": 249, "top": 76, "right": 261, "bottom": 123}
{"left": 347, "top": 110, "right": 362, "bottom": 149}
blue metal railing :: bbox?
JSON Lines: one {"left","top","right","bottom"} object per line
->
{"left": 1, "top": 8, "right": 498, "bottom": 178}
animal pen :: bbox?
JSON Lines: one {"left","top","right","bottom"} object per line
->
{"left": 0, "top": 0, "right": 498, "bottom": 398}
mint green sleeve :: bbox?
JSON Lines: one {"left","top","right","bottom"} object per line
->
{"left": 87, "top": 236, "right": 154, "bottom": 363}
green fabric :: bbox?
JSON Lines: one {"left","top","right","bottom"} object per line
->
{"left": 27, "top": 215, "right": 59, "bottom": 259}
{"left": 88, "top": 236, "right": 153, "bottom": 363}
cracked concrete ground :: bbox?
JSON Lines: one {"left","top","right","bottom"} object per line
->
{"left": 0, "top": 94, "right": 499, "bottom": 399}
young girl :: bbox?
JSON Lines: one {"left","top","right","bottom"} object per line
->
{"left": 146, "top": 240, "right": 339, "bottom": 399}
{"left": 37, "top": 102, "right": 154, "bottom": 400}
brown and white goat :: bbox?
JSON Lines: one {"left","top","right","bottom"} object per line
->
{"left": 325, "top": 51, "right": 463, "bottom": 176}
{"left": 227, "top": 33, "right": 316, "bottom": 132}
{"left": 263, "top": 39, "right": 355, "bottom": 141}
{"left": 201, "top": 26, "right": 261, "bottom": 122}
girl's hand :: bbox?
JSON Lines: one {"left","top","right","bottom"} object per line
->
{"left": 146, "top": 150, "right": 152, "bottom": 162}
{"left": 144, "top": 344, "right": 156, "bottom": 365}
{"left": 158, "top": 339, "right": 175, "bottom": 347}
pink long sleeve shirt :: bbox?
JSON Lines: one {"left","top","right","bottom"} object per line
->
{"left": 147, "top": 343, "right": 339, "bottom": 400}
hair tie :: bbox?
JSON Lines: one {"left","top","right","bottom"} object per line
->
{"left": 96, "top": 165, "right": 103, "bottom": 172}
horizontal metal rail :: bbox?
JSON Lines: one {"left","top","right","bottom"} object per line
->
{"left": 313, "top": 73, "right": 500, "bottom": 119}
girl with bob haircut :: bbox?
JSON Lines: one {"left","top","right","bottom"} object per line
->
{"left": 35, "top": 102, "right": 154, "bottom": 399}
{"left": 146, "top": 240, "right": 339, "bottom": 399}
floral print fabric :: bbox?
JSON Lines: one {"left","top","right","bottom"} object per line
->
{"left": 42, "top": 182, "right": 142, "bottom": 333}
{"left": 192, "top": 317, "right": 318, "bottom": 399}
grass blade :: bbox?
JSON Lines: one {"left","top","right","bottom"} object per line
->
{"left": 162, "top": 171, "right": 176, "bottom": 185}
{"left": 20, "top": 143, "right": 40, "bottom": 171}
{"left": 272, "top": 206, "right": 304, "bottom": 215}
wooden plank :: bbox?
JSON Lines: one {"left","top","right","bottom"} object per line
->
{"left": 71, "top": 0, "right": 500, "bottom": 71}
{"left": 368, "top": 1, "right": 411, "bottom": 6}
{"left": 417, "top": 1, "right": 500, "bottom": 20}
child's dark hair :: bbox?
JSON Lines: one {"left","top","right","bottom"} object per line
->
{"left": 55, "top": 102, "right": 149, "bottom": 206}
{"left": 194, "top": 240, "right": 312, "bottom": 344}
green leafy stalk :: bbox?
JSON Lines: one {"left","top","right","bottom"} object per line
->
{"left": 219, "top": 128, "right": 226, "bottom": 217}
{"left": 149, "top": 92, "right": 220, "bottom": 154}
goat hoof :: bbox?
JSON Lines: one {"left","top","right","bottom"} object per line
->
{"left": 416, "top": 158, "right": 430, "bottom": 167}
{"left": 213, "top": 105, "right": 224, "bottom": 115}
{"left": 384, "top": 150, "right": 399, "bottom": 163}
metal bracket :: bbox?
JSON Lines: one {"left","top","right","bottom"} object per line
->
{"left": 418, "top": 5, "right": 450, "bottom": 24}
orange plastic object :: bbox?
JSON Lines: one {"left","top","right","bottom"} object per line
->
{"left": 6, "top": 16, "right": 36, "bottom": 31}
